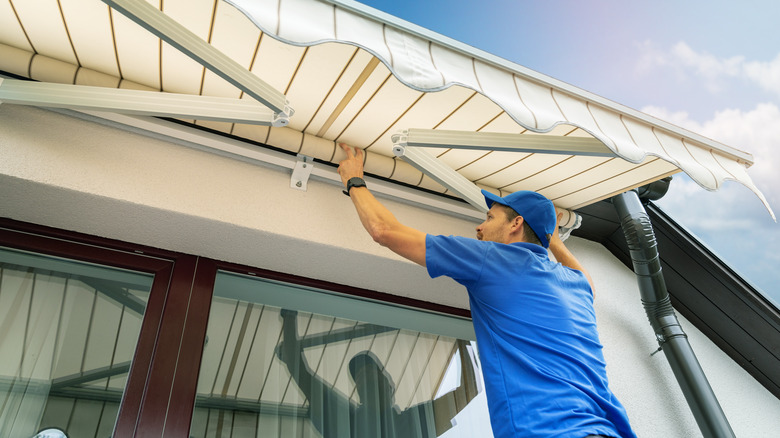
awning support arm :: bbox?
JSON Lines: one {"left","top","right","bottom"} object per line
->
{"left": 392, "top": 141, "right": 581, "bottom": 230}
{"left": 0, "top": 78, "right": 279, "bottom": 126}
{"left": 392, "top": 128, "right": 616, "bottom": 157}
{"left": 613, "top": 190, "right": 735, "bottom": 438}
{"left": 102, "top": 0, "right": 293, "bottom": 126}
{"left": 393, "top": 143, "right": 489, "bottom": 213}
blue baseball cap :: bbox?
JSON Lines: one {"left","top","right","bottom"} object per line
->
{"left": 481, "top": 189, "right": 557, "bottom": 248}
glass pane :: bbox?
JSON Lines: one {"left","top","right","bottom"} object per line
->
{"left": 190, "top": 272, "right": 487, "bottom": 438}
{"left": 0, "top": 247, "right": 154, "bottom": 438}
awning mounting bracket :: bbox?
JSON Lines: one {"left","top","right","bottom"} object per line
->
{"left": 291, "top": 155, "right": 314, "bottom": 191}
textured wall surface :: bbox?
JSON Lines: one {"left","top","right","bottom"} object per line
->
{"left": 2, "top": 105, "right": 779, "bottom": 436}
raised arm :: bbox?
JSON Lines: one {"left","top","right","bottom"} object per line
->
{"left": 549, "top": 213, "right": 595, "bottom": 293}
{"left": 278, "top": 310, "right": 315, "bottom": 392}
{"left": 277, "top": 310, "right": 352, "bottom": 438}
{"left": 337, "top": 144, "right": 427, "bottom": 267}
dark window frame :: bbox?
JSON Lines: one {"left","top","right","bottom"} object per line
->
{"left": 0, "top": 218, "right": 471, "bottom": 437}
{"left": 0, "top": 218, "right": 193, "bottom": 437}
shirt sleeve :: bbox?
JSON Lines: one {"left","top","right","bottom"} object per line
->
{"left": 425, "top": 234, "right": 489, "bottom": 285}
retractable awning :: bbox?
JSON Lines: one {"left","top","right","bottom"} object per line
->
{"left": 0, "top": 0, "right": 772, "bottom": 218}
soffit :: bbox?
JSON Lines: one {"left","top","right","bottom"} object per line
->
{"left": 0, "top": 0, "right": 771, "bottom": 215}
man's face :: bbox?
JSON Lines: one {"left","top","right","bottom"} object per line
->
{"left": 476, "top": 204, "right": 515, "bottom": 243}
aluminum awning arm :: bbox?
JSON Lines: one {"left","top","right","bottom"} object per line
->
{"left": 393, "top": 140, "right": 490, "bottom": 213}
{"left": 393, "top": 128, "right": 617, "bottom": 157}
{"left": 0, "top": 78, "right": 280, "bottom": 126}
{"left": 392, "top": 129, "right": 583, "bottom": 231}
{"left": 102, "top": 0, "right": 293, "bottom": 127}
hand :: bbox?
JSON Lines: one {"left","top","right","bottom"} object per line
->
{"left": 280, "top": 308, "right": 298, "bottom": 319}
{"left": 337, "top": 143, "right": 365, "bottom": 188}
{"left": 549, "top": 212, "right": 564, "bottom": 247}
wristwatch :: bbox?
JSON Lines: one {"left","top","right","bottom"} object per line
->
{"left": 343, "top": 177, "right": 367, "bottom": 196}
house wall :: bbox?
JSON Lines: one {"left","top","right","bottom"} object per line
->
{"left": 2, "top": 104, "right": 779, "bottom": 437}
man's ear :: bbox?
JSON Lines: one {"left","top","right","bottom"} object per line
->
{"left": 511, "top": 215, "right": 525, "bottom": 233}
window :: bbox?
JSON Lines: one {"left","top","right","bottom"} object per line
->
{"left": 0, "top": 247, "right": 154, "bottom": 437}
{"left": 190, "top": 271, "right": 484, "bottom": 438}
{"left": 0, "top": 220, "right": 493, "bottom": 437}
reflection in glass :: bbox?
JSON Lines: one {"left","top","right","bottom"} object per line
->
{"left": 190, "top": 273, "right": 483, "bottom": 438}
{"left": 0, "top": 247, "right": 153, "bottom": 437}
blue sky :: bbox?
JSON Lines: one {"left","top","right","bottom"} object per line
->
{"left": 355, "top": 0, "right": 780, "bottom": 304}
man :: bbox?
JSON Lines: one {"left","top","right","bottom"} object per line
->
{"left": 337, "top": 144, "right": 636, "bottom": 438}
{"left": 276, "top": 309, "right": 478, "bottom": 437}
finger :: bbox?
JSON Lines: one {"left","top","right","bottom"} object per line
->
{"left": 339, "top": 142, "right": 353, "bottom": 158}
{"left": 355, "top": 147, "right": 365, "bottom": 162}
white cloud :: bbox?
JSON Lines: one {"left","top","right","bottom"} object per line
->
{"left": 632, "top": 42, "right": 780, "bottom": 300}
{"left": 743, "top": 52, "right": 780, "bottom": 95}
{"left": 636, "top": 41, "right": 780, "bottom": 98}
{"left": 659, "top": 178, "right": 766, "bottom": 230}
{"left": 670, "top": 42, "right": 744, "bottom": 93}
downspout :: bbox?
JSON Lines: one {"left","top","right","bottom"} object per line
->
{"left": 612, "top": 186, "right": 735, "bottom": 438}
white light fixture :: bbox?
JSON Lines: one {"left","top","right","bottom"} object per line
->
{"left": 0, "top": 78, "right": 280, "bottom": 126}
{"left": 393, "top": 128, "right": 615, "bottom": 157}
{"left": 102, "top": 0, "right": 292, "bottom": 126}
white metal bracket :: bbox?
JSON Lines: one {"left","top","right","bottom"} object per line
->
{"left": 291, "top": 155, "right": 314, "bottom": 191}
{"left": 557, "top": 211, "right": 582, "bottom": 242}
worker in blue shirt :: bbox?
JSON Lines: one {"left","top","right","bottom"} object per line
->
{"left": 337, "top": 144, "right": 636, "bottom": 438}
{"left": 276, "top": 309, "right": 478, "bottom": 437}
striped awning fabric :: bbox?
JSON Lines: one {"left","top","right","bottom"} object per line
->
{"left": 0, "top": 0, "right": 771, "bottom": 217}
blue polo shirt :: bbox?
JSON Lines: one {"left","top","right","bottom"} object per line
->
{"left": 426, "top": 235, "right": 635, "bottom": 438}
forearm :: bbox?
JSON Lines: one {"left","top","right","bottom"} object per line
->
{"left": 348, "top": 186, "right": 400, "bottom": 242}
{"left": 348, "top": 186, "right": 427, "bottom": 266}
{"left": 338, "top": 144, "right": 427, "bottom": 266}
{"left": 280, "top": 315, "right": 315, "bottom": 391}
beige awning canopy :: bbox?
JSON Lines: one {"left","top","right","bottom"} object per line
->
{"left": 0, "top": 0, "right": 772, "bottom": 218}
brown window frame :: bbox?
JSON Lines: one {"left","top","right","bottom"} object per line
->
{"left": 0, "top": 218, "right": 470, "bottom": 437}
{"left": 0, "top": 218, "right": 198, "bottom": 437}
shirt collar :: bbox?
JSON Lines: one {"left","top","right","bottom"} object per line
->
{"left": 511, "top": 241, "right": 549, "bottom": 257}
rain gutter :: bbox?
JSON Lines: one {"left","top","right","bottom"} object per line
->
{"left": 613, "top": 187, "right": 736, "bottom": 438}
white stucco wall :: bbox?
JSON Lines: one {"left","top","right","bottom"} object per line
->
{"left": 573, "top": 237, "right": 780, "bottom": 437}
{"left": 2, "top": 105, "right": 779, "bottom": 436}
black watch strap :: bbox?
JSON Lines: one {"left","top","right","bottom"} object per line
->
{"left": 343, "top": 177, "right": 367, "bottom": 196}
